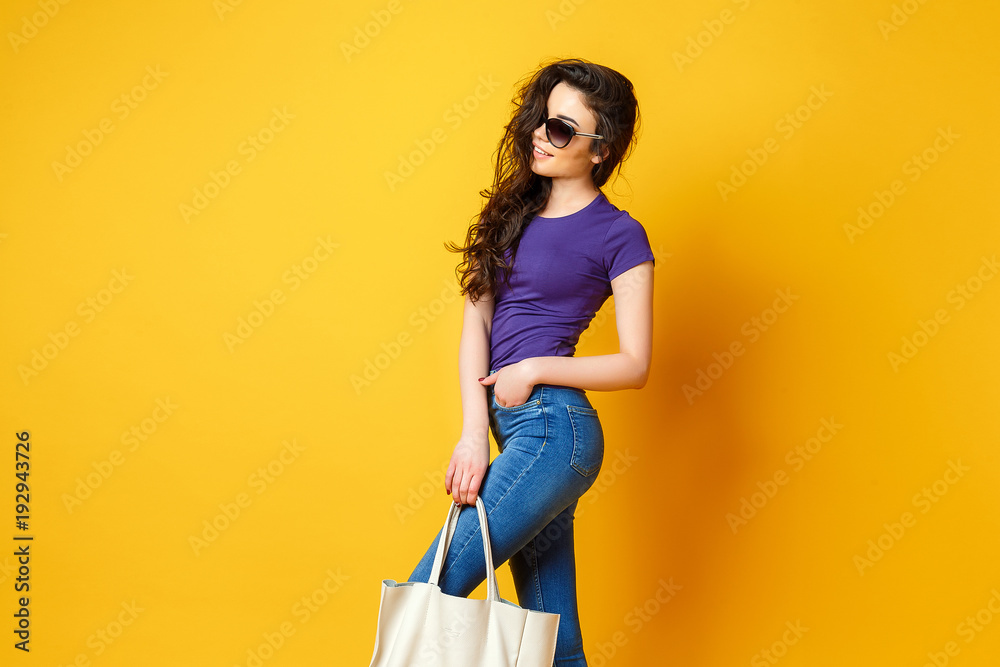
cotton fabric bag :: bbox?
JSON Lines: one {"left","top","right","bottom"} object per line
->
{"left": 368, "top": 496, "right": 560, "bottom": 666}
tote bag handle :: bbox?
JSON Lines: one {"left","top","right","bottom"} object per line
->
{"left": 427, "top": 496, "right": 502, "bottom": 602}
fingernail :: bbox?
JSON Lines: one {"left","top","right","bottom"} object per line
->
{"left": 477, "top": 377, "right": 485, "bottom": 382}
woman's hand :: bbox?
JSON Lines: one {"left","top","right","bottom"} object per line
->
{"left": 445, "top": 434, "right": 491, "bottom": 506}
{"left": 479, "top": 359, "right": 536, "bottom": 408}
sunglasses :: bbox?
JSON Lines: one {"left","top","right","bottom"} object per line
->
{"left": 543, "top": 117, "right": 604, "bottom": 149}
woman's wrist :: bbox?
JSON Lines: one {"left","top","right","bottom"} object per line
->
{"left": 519, "top": 357, "right": 541, "bottom": 386}
{"left": 460, "top": 428, "right": 490, "bottom": 447}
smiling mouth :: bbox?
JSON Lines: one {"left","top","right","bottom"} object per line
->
{"left": 533, "top": 144, "right": 553, "bottom": 157}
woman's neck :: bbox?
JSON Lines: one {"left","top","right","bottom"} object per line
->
{"left": 540, "top": 182, "right": 602, "bottom": 218}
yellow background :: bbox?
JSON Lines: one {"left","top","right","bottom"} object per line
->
{"left": 1, "top": 0, "right": 998, "bottom": 665}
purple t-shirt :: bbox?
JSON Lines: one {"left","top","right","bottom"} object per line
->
{"left": 489, "top": 192, "right": 654, "bottom": 372}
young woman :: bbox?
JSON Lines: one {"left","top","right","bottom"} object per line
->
{"left": 407, "top": 57, "right": 655, "bottom": 666}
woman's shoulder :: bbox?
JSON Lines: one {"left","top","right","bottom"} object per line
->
{"left": 602, "top": 208, "right": 651, "bottom": 243}
{"left": 595, "top": 194, "right": 648, "bottom": 228}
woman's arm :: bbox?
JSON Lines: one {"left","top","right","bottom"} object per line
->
{"left": 457, "top": 291, "right": 494, "bottom": 442}
{"left": 445, "top": 291, "right": 495, "bottom": 505}
{"left": 524, "top": 260, "right": 654, "bottom": 392}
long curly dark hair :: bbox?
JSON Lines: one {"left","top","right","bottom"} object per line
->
{"left": 444, "top": 57, "right": 641, "bottom": 303}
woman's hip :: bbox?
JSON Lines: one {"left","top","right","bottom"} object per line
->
{"left": 486, "top": 383, "right": 605, "bottom": 481}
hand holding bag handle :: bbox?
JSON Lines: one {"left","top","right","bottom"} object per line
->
{"left": 368, "top": 495, "right": 561, "bottom": 666}
{"left": 428, "top": 497, "right": 501, "bottom": 603}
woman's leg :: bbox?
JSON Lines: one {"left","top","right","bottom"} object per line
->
{"left": 406, "top": 439, "right": 560, "bottom": 595}
{"left": 508, "top": 498, "right": 590, "bottom": 665}
{"left": 406, "top": 384, "right": 604, "bottom": 666}
{"left": 406, "top": 405, "right": 582, "bottom": 595}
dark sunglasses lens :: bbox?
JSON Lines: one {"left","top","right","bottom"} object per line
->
{"left": 545, "top": 119, "right": 572, "bottom": 148}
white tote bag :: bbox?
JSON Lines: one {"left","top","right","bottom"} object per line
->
{"left": 368, "top": 496, "right": 560, "bottom": 666}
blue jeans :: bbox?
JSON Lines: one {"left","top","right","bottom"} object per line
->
{"left": 408, "top": 370, "right": 605, "bottom": 666}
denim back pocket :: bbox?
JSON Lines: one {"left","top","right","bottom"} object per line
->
{"left": 566, "top": 404, "right": 604, "bottom": 477}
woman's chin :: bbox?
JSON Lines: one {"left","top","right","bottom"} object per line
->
{"left": 529, "top": 162, "right": 551, "bottom": 177}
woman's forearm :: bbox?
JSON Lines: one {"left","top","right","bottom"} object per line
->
{"left": 458, "top": 302, "right": 492, "bottom": 444}
{"left": 524, "top": 352, "right": 649, "bottom": 392}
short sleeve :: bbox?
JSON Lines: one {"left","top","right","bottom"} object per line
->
{"left": 602, "top": 213, "right": 655, "bottom": 281}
